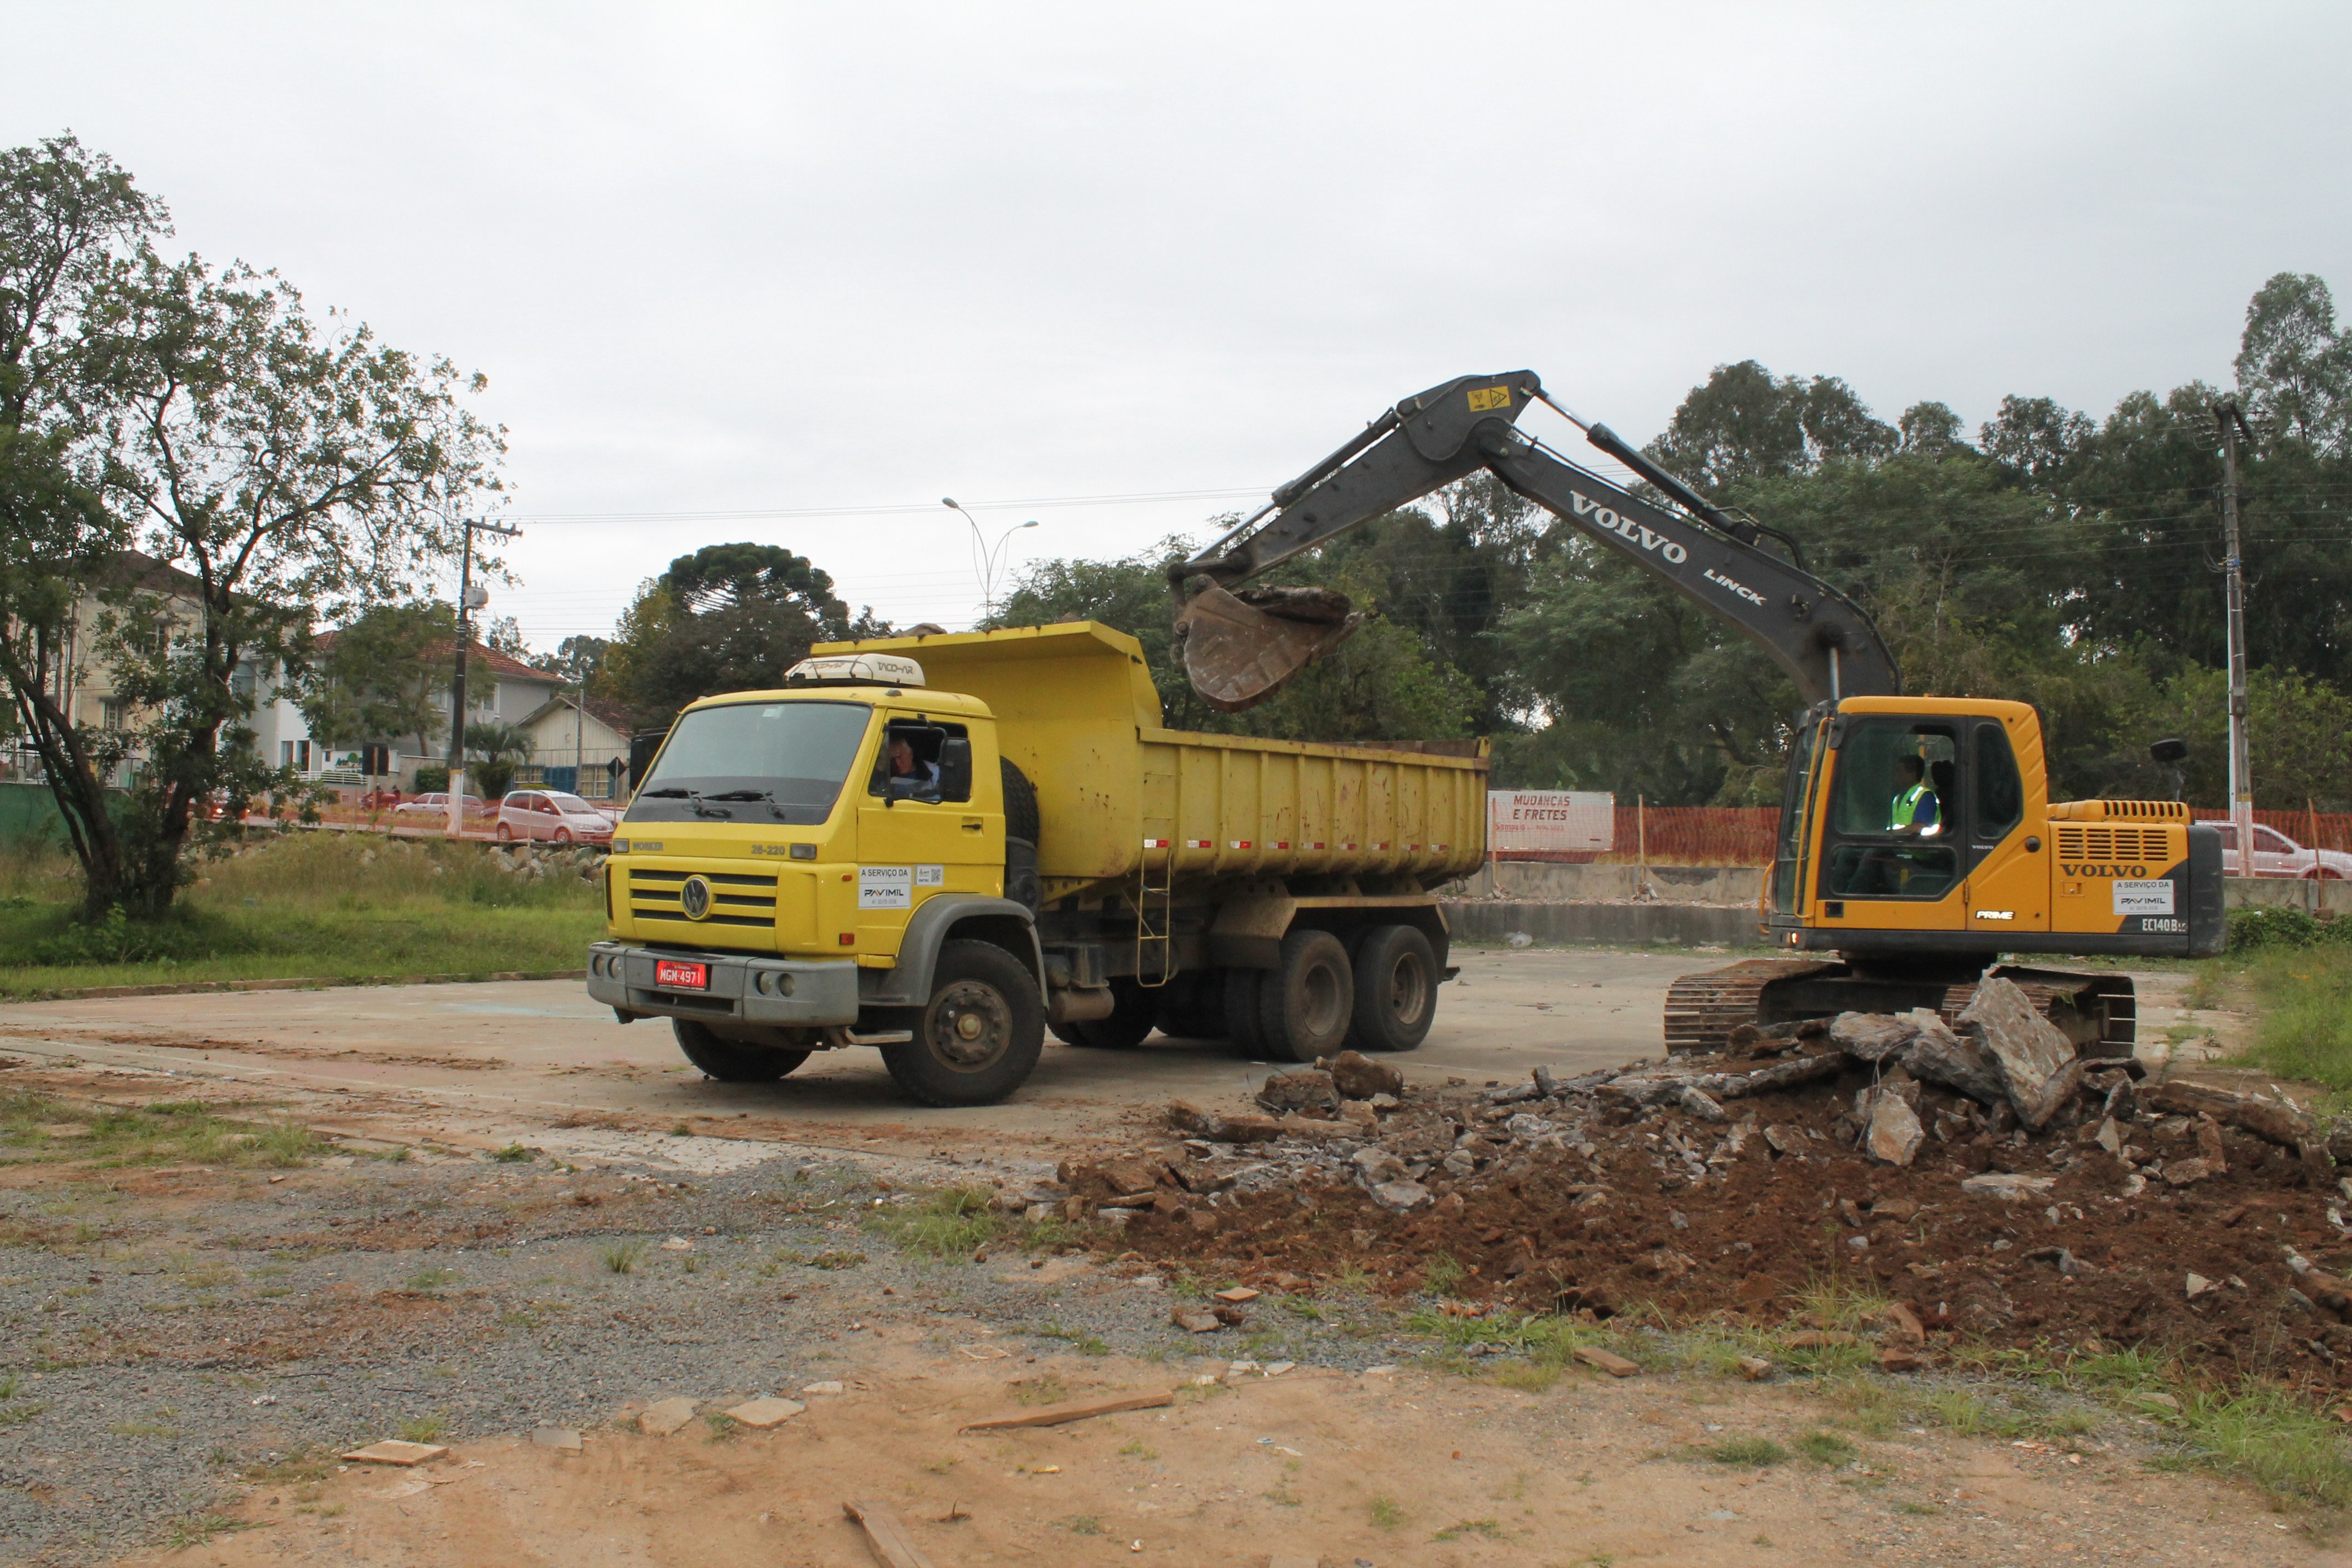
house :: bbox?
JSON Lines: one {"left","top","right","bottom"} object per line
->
{"left": 0, "top": 549, "right": 254, "bottom": 788}
{"left": 515, "top": 692, "right": 635, "bottom": 800}
{"left": 297, "top": 634, "right": 569, "bottom": 789}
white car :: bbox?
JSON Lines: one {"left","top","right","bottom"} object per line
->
{"left": 2210, "top": 821, "right": 2351, "bottom": 880}
{"left": 391, "top": 791, "right": 488, "bottom": 822}
{"left": 496, "top": 789, "right": 616, "bottom": 845}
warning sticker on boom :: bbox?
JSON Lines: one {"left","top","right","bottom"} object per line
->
{"left": 2113, "top": 879, "right": 2176, "bottom": 917}
{"left": 1467, "top": 385, "right": 1512, "bottom": 412}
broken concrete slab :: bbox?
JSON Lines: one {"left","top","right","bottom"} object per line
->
{"left": 530, "top": 1427, "right": 581, "bottom": 1451}
{"left": 1830, "top": 1011, "right": 1920, "bottom": 1063}
{"left": 1172, "top": 1308, "right": 1222, "bottom": 1333}
{"left": 726, "top": 1397, "right": 806, "bottom": 1429}
{"left": 1866, "top": 1092, "right": 1926, "bottom": 1167}
{"left": 1960, "top": 1172, "right": 2058, "bottom": 1200}
{"left": 341, "top": 1440, "right": 447, "bottom": 1466}
{"left": 1370, "top": 1179, "right": 1432, "bottom": 1212}
{"left": 801, "top": 1380, "right": 846, "bottom": 1396}
{"left": 638, "top": 1397, "right": 698, "bottom": 1436}
{"left": 1957, "top": 976, "right": 2075, "bottom": 1116}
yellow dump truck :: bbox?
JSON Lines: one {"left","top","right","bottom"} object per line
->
{"left": 585, "top": 622, "right": 1488, "bottom": 1104}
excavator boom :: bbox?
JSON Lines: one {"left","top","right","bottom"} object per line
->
{"left": 1172, "top": 371, "right": 1898, "bottom": 710}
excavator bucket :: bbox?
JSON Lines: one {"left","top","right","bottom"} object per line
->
{"left": 1174, "top": 582, "right": 1364, "bottom": 712}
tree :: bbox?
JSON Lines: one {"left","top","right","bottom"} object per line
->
{"left": 1, "top": 135, "right": 161, "bottom": 895}
{"left": 0, "top": 134, "right": 505, "bottom": 914}
{"left": 988, "top": 532, "right": 1478, "bottom": 743}
{"left": 602, "top": 543, "right": 886, "bottom": 722}
{"left": 295, "top": 601, "right": 455, "bottom": 763}
{"left": 1643, "top": 360, "right": 1895, "bottom": 493}
{"left": 554, "top": 633, "right": 610, "bottom": 687}
{"left": 463, "top": 718, "right": 533, "bottom": 801}
{"left": 482, "top": 614, "right": 527, "bottom": 659}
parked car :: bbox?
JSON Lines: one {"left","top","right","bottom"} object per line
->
{"left": 2210, "top": 821, "right": 2351, "bottom": 879}
{"left": 391, "top": 791, "right": 488, "bottom": 824}
{"left": 496, "top": 789, "right": 616, "bottom": 845}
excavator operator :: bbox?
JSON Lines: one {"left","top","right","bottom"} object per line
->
{"left": 1887, "top": 754, "right": 1942, "bottom": 837}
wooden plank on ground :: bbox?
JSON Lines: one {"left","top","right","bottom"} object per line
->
{"left": 957, "top": 1391, "right": 1174, "bottom": 1432}
{"left": 843, "top": 1500, "right": 937, "bottom": 1568}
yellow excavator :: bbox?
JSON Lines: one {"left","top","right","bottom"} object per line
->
{"left": 1172, "top": 371, "right": 2224, "bottom": 1057}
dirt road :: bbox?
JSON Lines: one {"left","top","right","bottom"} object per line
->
{"left": 0, "top": 949, "right": 2217, "bottom": 1164}
{"left": 1, "top": 946, "right": 2287, "bottom": 1567}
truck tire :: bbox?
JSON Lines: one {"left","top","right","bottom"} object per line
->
{"left": 880, "top": 938, "right": 1045, "bottom": 1107}
{"left": 1256, "top": 928, "right": 1354, "bottom": 1063}
{"left": 1222, "top": 967, "right": 1269, "bottom": 1057}
{"left": 999, "top": 757, "right": 1041, "bottom": 843}
{"left": 1346, "top": 924, "right": 1438, "bottom": 1053}
{"left": 1065, "top": 978, "right": 1157, "bottom": 1049}
{"left": 672, "top": 1019, "right": 812, "bottom": 1082}
{"left": 1155, "top": 971, "right": 1227, "bottom": 1041}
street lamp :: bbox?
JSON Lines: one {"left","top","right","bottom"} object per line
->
{"left": 941, "top": 499, "right": 1040, "bottom": 621}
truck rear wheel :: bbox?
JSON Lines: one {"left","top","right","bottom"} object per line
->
{"left": 672, "top": 1019, "right": 812, "bottom": 1082}
{"left": 1063, "top": 978, "right": 1157, "bottom": 1049}
{"left": 1222, "top": 968, "right": 1268, "bottom": 1057}
{"left": 1256, "top": 928, "right": 1354, "bottom": 1063}
{"left": 880, "top": 939, "right": 1045, "bottom": 1106}
{"left": 1155, "top": 971, "right": 1227, "bottom": 1042}
{"left": 1347, "top": 924, "right": 1436, "bottom": 1052}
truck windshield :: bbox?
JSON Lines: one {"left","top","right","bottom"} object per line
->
{"left": 628, "top": 700, "right": 872, "bottom": 825}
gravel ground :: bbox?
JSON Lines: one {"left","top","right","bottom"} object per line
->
{"left": 0, "top": 1138, "right": 1428, "bottom": 1563}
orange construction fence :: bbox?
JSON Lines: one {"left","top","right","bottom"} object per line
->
{"left": 1494, "top": 805, "right": 2352, "bottom": 868}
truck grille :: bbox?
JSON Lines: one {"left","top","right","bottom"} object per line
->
{"left": 2054, "top": 826, "right": 2172, "bottom": 863}
{"left": 627, "top": 868, "right": 779, "bottom": 928}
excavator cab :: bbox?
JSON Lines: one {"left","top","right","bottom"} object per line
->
{"left": 1662, "top": 695, "right": 2225, "bottom": 1057}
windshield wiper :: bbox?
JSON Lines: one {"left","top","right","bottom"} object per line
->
{"left": 639, "top": 787, "right": 729, "bottom": 819}
{"left": 704, "top": 788, "right": 789, "bottom": 820}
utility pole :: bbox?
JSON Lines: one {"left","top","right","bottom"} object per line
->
{"left": 446, "top": 518, "right": 521, "bottom": 838}
{"left": 2215, "top": 400, "right": 2256, "bottom": 865}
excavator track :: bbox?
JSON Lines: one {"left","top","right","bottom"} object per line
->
{"left": 1664, "top": 959, "right": 2137, "bottom": 1058}
{"left": 1662, "top": 959, "right": 1836, "bottom": 1055}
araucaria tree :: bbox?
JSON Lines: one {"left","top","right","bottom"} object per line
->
{"left": 0, "top": 134, "right": 505, "bottom": 914}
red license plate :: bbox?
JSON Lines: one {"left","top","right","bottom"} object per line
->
{"left": 655, "top": 960, "right": 709, "bottom": 990}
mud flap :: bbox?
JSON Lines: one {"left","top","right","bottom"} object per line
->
{"left": 1174, "top": 582, "right": 1364, "bottom": 712}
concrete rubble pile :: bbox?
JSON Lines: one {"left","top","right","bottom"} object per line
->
{"left": 1039, "top": 976, "right": 2352, "bottom": 1379}
{"left": 1055, "top": 977, "right": 2335, "bottom": 1223}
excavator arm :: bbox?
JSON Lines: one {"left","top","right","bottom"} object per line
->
{"left": 1172, "top": 369, "right": 1899, "bottom": 711}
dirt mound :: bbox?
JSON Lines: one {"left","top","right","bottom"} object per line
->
{"left": 1066, "top": 1009, "right": 2352, "bottom": 1388}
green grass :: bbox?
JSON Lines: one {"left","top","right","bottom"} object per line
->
{"left": 1794, "top": 1430, "right": 1856, "bottom": 1466}
{"left": 1703, "top": 1436, "right": 1788, "bottom": 1466}
{"left": 601, "top": 1240, "right": 646, "bottom": 1275}
{"left": 1368, "top": 1495, "right": 1406, "bottom": 1529}
{"left": 0, "top": 1090, "right": 325, "bottom": 1172}
{"left": 863, "top": 1185, "right": 1069, "bottom": 1258}
{"left": 1433, "top": 1518, "right": 1504, "bottom": 1540}
{"left": 2229, "top": 945, "right": 2352, "bottom": 1088}
{"left": 396, "top": 1413, "right": 447, "bottom": 1444}
{"left": 0, "top": 834, "right": 602, "bottom": 998}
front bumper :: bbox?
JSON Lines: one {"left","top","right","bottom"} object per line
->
{"left": 585, "top": 941, "right": 861, "bottom": 1026}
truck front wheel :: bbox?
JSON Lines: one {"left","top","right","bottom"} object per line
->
{"left": 673, "top": 1019, "right": 812, "bottom": 1082}
{"left": 1257, "top": 928, "right": 1354, "bottom": 1063}
{"left": 1347, "top": 924, "right": 1437, "bottom": 1052}
{"left": 881, "top": 939, "right": 1046, "bottom": 1106}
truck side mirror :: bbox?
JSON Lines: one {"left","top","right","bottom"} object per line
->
{"left": 938, "top": 737, "right": 973, "bottom": 802}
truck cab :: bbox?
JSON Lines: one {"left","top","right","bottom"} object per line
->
{"left": 586, "top": 651, "right": 1049, "bottom": 1106}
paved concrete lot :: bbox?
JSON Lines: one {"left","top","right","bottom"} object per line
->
{"left": 0, "top": 946, "right": 2205, "bottom": 1164}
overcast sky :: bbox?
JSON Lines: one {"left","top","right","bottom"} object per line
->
{"left": 7, "top": 3, "right": 2348, "bottom": 648}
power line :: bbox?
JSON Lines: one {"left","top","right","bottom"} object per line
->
{"left": 503, "top": 484, "right": 1269, "bottom": 526}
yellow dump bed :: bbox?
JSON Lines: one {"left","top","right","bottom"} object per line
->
{"left": 810, "top": 622, "right": 1488, "bottom": 900}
